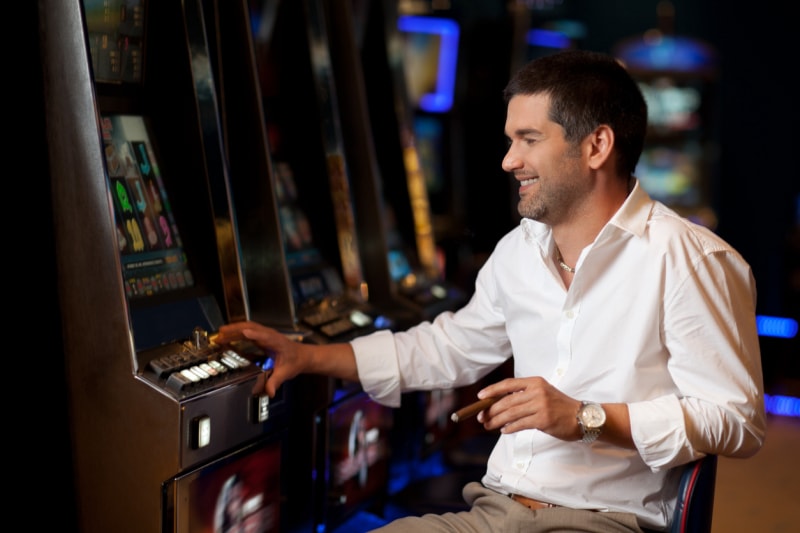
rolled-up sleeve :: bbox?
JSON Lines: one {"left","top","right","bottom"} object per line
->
{"left": 351, "top": 330, "right": 403, "bottom": 407}
{"left": 630, "top": 248, "right": 767, "bottom": 470}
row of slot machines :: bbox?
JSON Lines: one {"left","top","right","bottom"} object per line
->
{"left": 40, "top": 0, "right": 474, "bottom": 532}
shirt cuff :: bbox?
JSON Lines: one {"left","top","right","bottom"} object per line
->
{"left": 350, "top": 330, "right": 402, "bottom": 407}
{"left": 629, "top": 394, "right": 690, "bottom": 470}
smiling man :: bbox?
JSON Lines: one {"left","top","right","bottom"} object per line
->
{"left": 216, "top": 49, "right": 766, "bottom": 532}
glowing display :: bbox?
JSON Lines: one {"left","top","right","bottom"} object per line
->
{"left": 616, "top": 35, "right": 716, "bottom": 74}
{"left": 101, "top": 115, "right": 195, "bottom": 300}
{"left": 526, "top": 28, "right": 570, "bottom": 49}
{"left": 757, "top": 315, "right": 798, "bottom": 339}
{"left": 398, "top": 16, "right": 459, "bottom": 113}
{"left": 765, "top": 394, "right": 800, "bottom": 418}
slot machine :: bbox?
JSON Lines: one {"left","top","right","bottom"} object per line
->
{"left": 204, "top": 0, "right": 399, "bottom": 530}
{"left": 346, "top": 0, "right": 469, "bottom": 322}
{"left": 332, "top": 0, "right": 472, "bottom": 494}
{"left": 41, "top": 1, "right": 289, "bottom": 531}
{"left": 393, "top": 10, "right": 466, "bottom": 266}
{"left": 614, "top": 27, "right": 719, "bottom": 230}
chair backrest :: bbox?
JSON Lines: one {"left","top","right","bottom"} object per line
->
{"left": 670, "top": 455, "right": 718, "bottom": 533}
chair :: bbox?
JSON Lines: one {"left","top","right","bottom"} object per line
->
{"left": 670, "top": 455, "right": 718, "bottom": 533}
{"left": 383, "top": 453, "right": 718, "bottom": 532}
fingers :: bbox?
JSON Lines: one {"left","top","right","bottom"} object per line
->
{"left": 475, "top": 377, "right": 554, "bottom": 433}
{"left": 216, "top": 322, "right": 305, "bottom": 400}
{"left": 215, "top": 321, "right": 255, "bottom": 344}
{"left": 478, "top": 376, "right": 533, "bottom": 399}
{"left": 216, "top": 321, "right": 275, "bottom": 347}
{"left": 264, "top": 370, "right": 279, "bottom": 398}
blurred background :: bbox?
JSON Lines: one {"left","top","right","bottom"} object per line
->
{"left": 392, "top": 0, "right": 799, "bottom": 400}
{"left": 23, "top": 1, "right": 797, "bottom": 532}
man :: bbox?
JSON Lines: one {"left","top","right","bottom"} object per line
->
{"left": 216, "top": 49, "right": 766, "bottom": 532}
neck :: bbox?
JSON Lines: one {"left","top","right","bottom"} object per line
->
{"left": 552, "top": 179, "right": 634, "bottom": 265}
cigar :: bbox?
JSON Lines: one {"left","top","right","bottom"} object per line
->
{"left": 451, "top": 396, "right": 501, "bottom": 423}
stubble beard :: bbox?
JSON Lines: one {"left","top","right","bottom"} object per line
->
{"left": 519, "top": 149, "right": 584, "bottom": 223}
{"left": 518, "top": 192, "right": 546, "bottom": 221}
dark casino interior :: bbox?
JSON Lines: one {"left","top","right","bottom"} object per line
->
{"left": 21, "top": 1, "right": 797, "bottom": 532}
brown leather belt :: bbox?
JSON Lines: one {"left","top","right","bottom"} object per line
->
{"left": 510, "top": 494, "right": 558, "bottom": 510}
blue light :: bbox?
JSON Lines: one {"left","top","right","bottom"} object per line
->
{"left": 373, "top": 315, "right": 393, "bottom": 330}
{"left": 526, "top": 28, "right": 571, "bottom": 50}
{"left": 388, "top": 450, "right": 449, "bottom": 495}
{"left": 765, "top": 394, "right": 800, "bottom": 418}
{"left": 616, "top": 35, "right": 715, "bottom": 73}
{"left": 398, "top": 16, "right": 460, "bottom": 113}
{"left": 756, "top": 315, "right": 798, "bottom": 338}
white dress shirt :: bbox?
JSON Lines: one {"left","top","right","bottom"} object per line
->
{"left": 351, "top": 180, "right": 766, "bottom": 530}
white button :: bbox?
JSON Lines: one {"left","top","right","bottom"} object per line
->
{"left": 196, "top": 416, "right": 211, "bottom": 448}
{"left": 556, "top": 368, "right": 565, "bottom": 377}
{"left": 565, "top": 310, "right": 575, "bottom": 319}
{"left": 255, "top": 394, "right": 270, "bottom": 423}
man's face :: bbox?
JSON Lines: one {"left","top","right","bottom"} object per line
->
{"left": 502, "top": 93, "right": 589, "bottom": 224}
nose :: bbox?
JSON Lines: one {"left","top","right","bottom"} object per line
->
{"left": 502, "top": 148, "right": 520, "bottom": 172}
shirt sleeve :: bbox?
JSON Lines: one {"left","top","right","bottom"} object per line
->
{"left": 350, "top": 330, "right": 403, "bottom": 407}
{"left": 350, "top": 253, "right": 513, "bottom": 408}
{"left": 630, "top": 247, "right": 767, "bottom": 470}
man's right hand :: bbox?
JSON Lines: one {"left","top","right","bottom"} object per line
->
{"left": 215, "top": 321, "right": 307, "bottom": 397}
{"left": 215, "top": 321, "right": 361, "bottom": 397}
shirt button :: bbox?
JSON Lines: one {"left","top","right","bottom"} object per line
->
{"left": 516, "top": 462, "right": 524, "bottom": 470}
{"left": 565, "top": 310, "right": 575, "bottom": 319}
{"left": 556, "top": 368, "right": 565, "bottom": 376}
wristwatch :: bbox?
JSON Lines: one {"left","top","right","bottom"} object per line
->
{"left": 576, "top": 401, "right": 606, "bottom": 443}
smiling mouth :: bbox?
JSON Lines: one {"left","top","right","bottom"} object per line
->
{"left": 520, "top": 178, "right": 538, "bottom": 186}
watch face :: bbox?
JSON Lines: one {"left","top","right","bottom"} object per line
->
{"left": 580, "top": 403, "right": 606, "bottom": 429}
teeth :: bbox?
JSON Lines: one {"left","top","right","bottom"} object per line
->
{"left": 520, "top": 178, "right": 537, "bottom": 186}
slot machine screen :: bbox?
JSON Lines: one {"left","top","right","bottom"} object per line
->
{"left": 635, "top": 142, "right": 703, "bottom": 209}
{"left": 397, "top": 16, "right": 461, "bottom": 219}
{"left": 615, "top": 35, "right": 717, "bottom": 227}
{"left": 175, "top": 439, "right": 283, "bottom": 533}
{"left": 102, "top": 115, "right": 195, "bottom": 301}
{"left": 100, "top": 115, "right": 222, "bottom": 350}
{"left": 633, "top": 77, "right": 712, "bottom": 225}
{"left": 322, "top": 393, "right": 392, "bottom": 527}
{"left": 273, "top": 161, "right": 345, "bottom": 309}
{"left": 638, "top": 79, "right": 703, "bottom": 133}
{"left": 397, "top": 16, "right": 459, "bottom": 114}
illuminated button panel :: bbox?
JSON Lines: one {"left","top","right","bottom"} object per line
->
{"left": 148, "top": 346, "right": 253, "bottom": 396}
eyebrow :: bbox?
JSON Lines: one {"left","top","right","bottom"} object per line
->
{"left": 509, "top": 127, "right": 542, "bottom": 137}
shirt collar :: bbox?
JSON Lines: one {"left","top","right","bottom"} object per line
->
{"left": 608, "top": 178, "right": 652, "bottom": 238}
{"left": 519, "top": 178, "right": 654, "bottom": 245}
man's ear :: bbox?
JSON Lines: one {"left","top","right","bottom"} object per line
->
{"left": 587, "top": 124, "right": 614, "bottom": 170}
